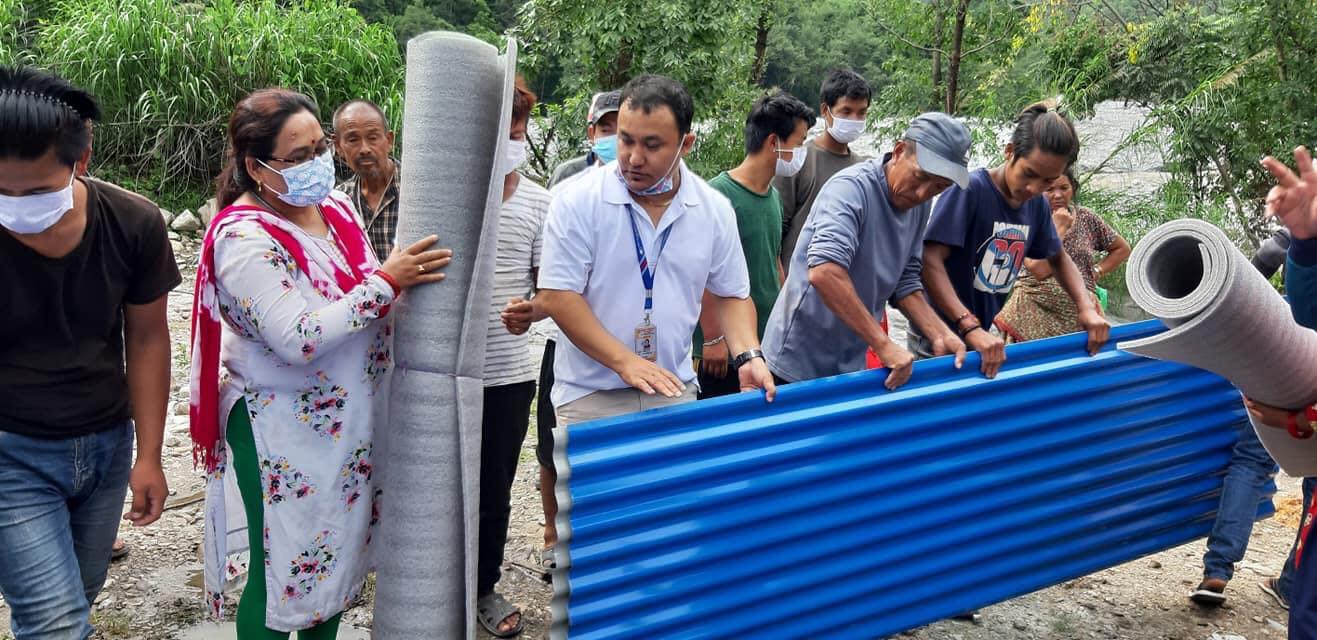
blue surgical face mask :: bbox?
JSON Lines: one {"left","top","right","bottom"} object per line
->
{"left": 617, "top": 149, "right": 683, "bottom": 197}
{"left": 591, "top": 135, "right": 617, "bottom": 164}
{"left": 0, "top": 172, "right": 75, "bottom": 234}
{"left": 258, "top": 149, "right": 335, "bottom": 207}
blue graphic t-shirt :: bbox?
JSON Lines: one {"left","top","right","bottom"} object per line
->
{"left": 924, "top": 167, "right": 1061, "bottom": 329}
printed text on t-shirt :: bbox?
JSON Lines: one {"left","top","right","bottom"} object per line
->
{"left": 973, "top": 221, "right": 1031, "bottom": 294}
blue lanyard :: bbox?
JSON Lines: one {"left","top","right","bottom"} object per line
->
{"left": 626, "top": 205, "right": 673, "bottom": 315}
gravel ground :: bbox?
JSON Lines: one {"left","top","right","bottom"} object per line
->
{"left": 0, "top": 240, "right": 1306, "bottom": 640}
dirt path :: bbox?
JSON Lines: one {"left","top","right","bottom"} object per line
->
{"left": 0, "top": 241, "right": 1305, "bottom": 640}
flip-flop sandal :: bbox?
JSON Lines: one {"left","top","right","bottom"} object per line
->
{"left": 1190, "top": 580, "right": 1227, "bottom": 606}
{"left": 110, "top": 539, "right": 129, "bottom": 562}
{"left": 477, "top": 592, "right": 523, "bottom": 638}
{"left": 1260, "top": 577, "right": 1290, "bottom": 610}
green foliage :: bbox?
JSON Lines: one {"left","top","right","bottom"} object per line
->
{"left": 517, "top": 0, "right": 764, "bottom": 177}
{"left": 0, "top": 0, "right": 16, "bottom": 62}
{"left": 518, "top": 0, "right": 759, "bottom": 109}
{"left": 0, "top": 0, "right": 37, "bottom": 64}
{"left": 760, "top": 0, "right": 892, "bottom": 107}
{"left": 1042, "top": 15, "right": 1126, "bottom": 116}
{"left": 1056, "top": 0, "right": 1317, "bottom": 248}
{"left": 686, "top": 83, "right": 763, "bottom": 178}
{"left": 863, "top": 0, "right": 1039, "bottom": 119}
{"left": 34, "top": 0, "right": 403, "bottom": 200}
{"left": 352, "top": 0, "right": 510, "bottom": 50}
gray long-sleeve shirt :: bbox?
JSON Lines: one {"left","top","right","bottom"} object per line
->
{"left": 762, "top": 156, "right": 929, "bottom": 382}
{"left": 1252, "top": 227, "right": 1292, "bottom": 280}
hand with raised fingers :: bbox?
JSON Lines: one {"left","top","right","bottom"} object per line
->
{"left": 1261, "top": 147, "right": 1317, "bottom": 240}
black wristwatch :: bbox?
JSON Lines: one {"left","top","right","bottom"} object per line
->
{"left": 733, "top": 348, "right": 765, "bottom": 369}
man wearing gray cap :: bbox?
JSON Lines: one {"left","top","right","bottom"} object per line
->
{"left": 548, "top": 90, "right": 621, "bottom": 188}
{"left": 761, "top": 112, "right": 972, "bottom": 389}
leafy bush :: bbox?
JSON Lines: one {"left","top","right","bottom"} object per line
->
{"left": 36, "top": 0, "right": 403, "bottom": 199}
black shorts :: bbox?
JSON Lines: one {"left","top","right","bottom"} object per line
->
{"left": 535, "top": 339, "right": 557, "bottom": 469}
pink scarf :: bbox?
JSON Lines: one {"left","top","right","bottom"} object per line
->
{"left": 188, "top": 195, "right": 386, "bottom": 471}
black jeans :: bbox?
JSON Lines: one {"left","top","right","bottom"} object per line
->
{"left": 696, "top": 362, "right": 741, "bottom": 399}
{"left": 477, "top": 380, "right": 537, "bottom": 596}
{"left": 535, "top": 340, "right": 557, "bottom": 468}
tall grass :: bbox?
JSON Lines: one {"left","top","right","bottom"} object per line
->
{"left": 0, "top": 0, "right": 32, "bottom": 64}
{"left": 34, "top": 0, "right": 403, "bottom": 199}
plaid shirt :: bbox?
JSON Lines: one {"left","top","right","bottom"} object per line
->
{"left": 338, "top": 158, "right": 401, "bottom": 261}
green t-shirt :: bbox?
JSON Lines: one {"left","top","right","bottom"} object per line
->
{"left": 695, "top": 171, "right": 784, "bottom": 360}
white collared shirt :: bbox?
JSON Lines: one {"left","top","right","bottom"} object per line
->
{"left": 538, "top": 160, "right": 750, "bottom": 406}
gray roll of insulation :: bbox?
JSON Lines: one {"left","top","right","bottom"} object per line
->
{"left": 1120, "top": 218, "right": 1317, "bottom": 476}
{"left": 372, "top": 32, "right": 517, "bottom": 639}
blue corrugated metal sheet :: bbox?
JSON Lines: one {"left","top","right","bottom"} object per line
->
{"left": 550, "top": 319, "right": 1274, "bottom": 639}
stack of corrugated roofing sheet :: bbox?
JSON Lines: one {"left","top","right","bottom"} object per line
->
{"left": 551, "top": 319, "right": 1273, "bottom": 639}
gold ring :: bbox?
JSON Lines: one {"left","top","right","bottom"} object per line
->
{"left": 417, "top": 264, "right": 425, "bottom": 273}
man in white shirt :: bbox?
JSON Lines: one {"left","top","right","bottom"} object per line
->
{"left": 537, "top": 74, "right": 776, "bottom": 426}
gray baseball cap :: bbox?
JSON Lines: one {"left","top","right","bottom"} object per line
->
{"left": 589, "top": 90, "right": 622, "bottom": 125}
{"left": 903, "top": 112, "right": 972, "bottom": 189}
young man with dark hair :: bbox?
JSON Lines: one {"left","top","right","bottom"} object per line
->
{"left": 510, "top": 90, "right": 621, "bottom": 568}
{"left": 334, "top": 98, "right": 400, "bottom": 260}
{"left": 763, "top": 113, "right": 971, "bottom": 389}
{"left": 535, "top": 72, "right": 776, "bottom": 456}
{"left": 776, "top": 69, "right": 873, "bottom": 272}
{"left": 914, "top": 102, "right": 1109, "bottom": 378}
{"left": 476, "top": 76, "right": 548, "bottom": 638}
{"left": 0, "top": 65, "right": 177, "bottom": 637}
{"left": 694, "top": 90, "right": 815, "bottom": 398}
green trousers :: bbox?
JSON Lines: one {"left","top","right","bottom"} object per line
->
{"left": 228, "top": 400, "right": 344, "bottom": 640}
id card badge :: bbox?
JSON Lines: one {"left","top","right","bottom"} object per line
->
{"left": 634, "top": 317, "right": 658, "bottom": 361}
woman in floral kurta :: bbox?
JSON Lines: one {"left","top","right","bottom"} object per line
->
{"left": 190, "top": 88, "right": 449, "bottom": 637}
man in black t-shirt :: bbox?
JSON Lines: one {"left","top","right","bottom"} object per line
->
{"left": 0, "top": 66, "right": 179, "bottom": 637}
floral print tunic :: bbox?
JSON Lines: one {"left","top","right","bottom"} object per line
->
{"left": 993, "top": 205, "right": 1119, "bottom": 342}
{"left": 201, "top": 196, "right": 393, "bottom": 631}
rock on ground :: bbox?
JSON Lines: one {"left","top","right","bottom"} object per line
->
{"left": 197, "top": 198, "right": 218, "bottom": 227}
{"left": 170, "top": 210, "right": 201, "bottom": 234}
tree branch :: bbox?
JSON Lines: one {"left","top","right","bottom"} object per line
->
{"left": 962, "top": 35, "right": 1008, "bottom": 56}
{"left": 1095, "top": 0, "right": 1129, "bottom": 30}
{"left": 874, "top": 18, "right": 946, "bottom": 55}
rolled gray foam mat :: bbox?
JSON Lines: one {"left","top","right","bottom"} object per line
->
{"left": 373, "top": 32, "right": 517, "bottom": 639}
{"left": 1120, "top": 218, "right": 1317, "bottom": 475}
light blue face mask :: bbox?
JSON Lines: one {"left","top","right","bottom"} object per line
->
{"left": 258, "top": 149, "right": 335, "bottom": 207}
{"left": 592, "top": 135, "right": 617, "bottom": 164}
{"left": 616, "top": 150, "right": 682, "bottom": 197}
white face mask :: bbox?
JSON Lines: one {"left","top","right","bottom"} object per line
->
{"left": 0, "top": 172, "right": 75, "bottom": 235}
{"left": 827, "top": 114, "right": 867, "bottom": 145}
{"left": 503, "top": 139, "right": 528, "bottom": 175}
{"left": 774, "top": 144, "right": 808, "bottom": 177}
